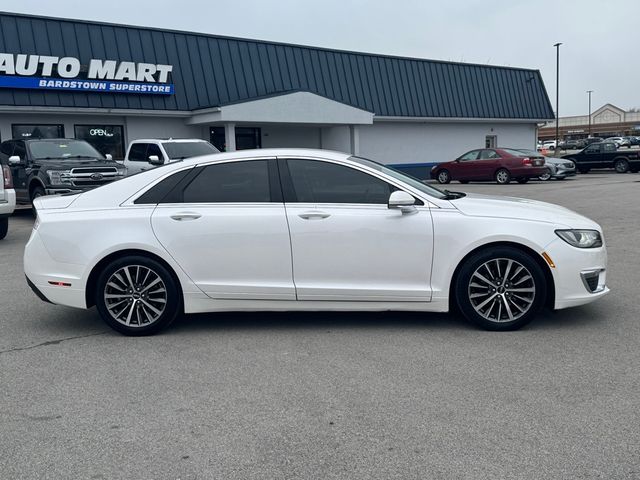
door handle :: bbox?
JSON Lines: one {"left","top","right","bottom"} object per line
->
{"left": 298, "top": 211, "right": 331, "bottom": 220}
{"left": 170, "top": 212, "right": 202, "bottom": 221}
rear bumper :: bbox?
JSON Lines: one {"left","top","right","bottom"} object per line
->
{"left": 0, "top": 189, "right": 16, "bottom": 215}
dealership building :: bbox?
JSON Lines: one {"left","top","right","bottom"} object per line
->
{"left": 0, "top": 12, "right": 554, "bottom": 175}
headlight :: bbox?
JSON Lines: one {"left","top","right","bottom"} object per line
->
{"left": 47, "top": 170, "right": 72, "bottom": 184}
{"left": 555, "top": 229, "right": 603, "bottom": 248}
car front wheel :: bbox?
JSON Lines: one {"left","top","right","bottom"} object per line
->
{"left": 455, "top": 246, "right": 546, "bottom": 331}
{"left": 436, "top": 169, "right": 451, "bottom": 184}
{"left": 95, "top": 255, "right": 181, "bottom": 336}
{"left": 495, "top": 168, "right": 511, "bottom": 184}
{"left": 539, "top": 171, "right": 552, "bottom": 181}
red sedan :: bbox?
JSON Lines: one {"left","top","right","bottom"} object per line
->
{"left": 431, "top": 148, "right": 548, "bottom": 185}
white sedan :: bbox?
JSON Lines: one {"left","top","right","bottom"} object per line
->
{"left": 24, "top": 149, "right": 609, "bottom": 335}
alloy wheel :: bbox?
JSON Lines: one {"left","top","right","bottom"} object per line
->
{"left": 467, "top": 258, "right": 535, "bottom": 322}
{"left": 103, "top": 265, "right": 167, "bottom": 327}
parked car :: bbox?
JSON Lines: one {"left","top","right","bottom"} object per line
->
{"left": 24, "top": 149, "right": 609, "bottom": 335}
{"left": 629, "top": 136, "right": 640, "bottom": 147}
{"left": 541, "top": 140, "right": 557, "bottom": 150}
{"left": 563, "top": 142, "right": 640, "bottom": 173}
{"left": 0, "top": 160, "right": 16, "bottom": 240}
{"left": 562, "top": 140, "right": 582, "bottom": 150}
{"left": 123, "top": 138, "right": 219, "bottom": 175}
{"left": 583, "top": 137, "right": 603, "bottom": 147}
{"left": 0, "top": 138, "right": 126, "bottom": 206}
{"left": 604, "top": 137, "right": 625, "bottom": 148}
{"left": 514, "top": 149, "right": 576, "bottom": 180}
{"left": 430, "top": 148, "right": 548, "bottom": 185}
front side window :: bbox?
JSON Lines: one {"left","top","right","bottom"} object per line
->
{"left": 603, "top": 143, "right": 617, "bottom": 153}
{"left": 128, "top": 143, "right": 150, "bottom": 162}
{"left": 146, "top": 144, "right": 163, "bottom": 160}
{"left": 182, "top": 160, "right": 270, "bottom": 203}
{"left": 458, "top": 150, "right": 480, "bottom": 161}
{"left": 162, "top": 141, "right": 219, "bottom": 160}
{"left": 0, "top": 141, "right": 14, "bottom": 157}
{"left": 286, "top": 159, "right": 393, "bottom": 204}
{"left": 585, "top": 145, "right": 601, "bottom": 154}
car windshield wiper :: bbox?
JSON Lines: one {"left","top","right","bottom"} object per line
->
{"left": 442, "top": 189, "right": 466, "bottom": 200}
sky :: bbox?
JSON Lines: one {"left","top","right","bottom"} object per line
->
{"left": 1, "top": 0, "right": 638, "bottom": 116}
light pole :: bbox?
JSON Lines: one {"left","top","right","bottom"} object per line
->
{"left": 554, "top": 43, "right": 562, "bottom": 148}
{"left": 587, "top": 90, "right": 593, "bottom": 137}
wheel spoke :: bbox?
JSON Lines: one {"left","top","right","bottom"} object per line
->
{"left": 472, "top": 272, "right": 496, "bottom": 288}
{"left": 507, "top": 287, "right": 535, "bottom": 293}
{"left": 502, "top": 296, "right": 514, "bottom": 320}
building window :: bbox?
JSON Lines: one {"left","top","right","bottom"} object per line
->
{"left": 210, "top": 127, "right": 226, "bottom": 152}
{"left": 236, "top": 127, "right": 262, "bottom": 150}
{"left": 12, "top": 124, "right": 64, "bottom": 140}
{"left": 74, "top": 125, "right": 125, "bottom": 160}
{"left": 485, "top": 135, "right": 497, "bottom": 148}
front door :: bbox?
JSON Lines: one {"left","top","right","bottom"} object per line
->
{"left": 151, "top": 158, "right": 295, "bottom": 300}
{"left": 279, "top": 157, "right": 433, "bottom": 302}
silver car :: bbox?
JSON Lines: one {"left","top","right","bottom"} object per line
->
{"left": 516, "top": 149, "right": 576, "bottom": 180}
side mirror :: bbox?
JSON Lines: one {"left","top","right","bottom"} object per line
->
{"left": 105, "top": 153, "right": 113, "bottom": 161}
{"left": 388, "top": 191, "right": 416, "bottom": 213}
{"left": 148, "top": 155, "right": 163, "bottom": 166}
{"left": 8, "top": 155, "right": 21, "bottom": 165}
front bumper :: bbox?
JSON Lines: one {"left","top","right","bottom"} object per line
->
{"left": 545, "top": 237, "right": 609, "bottom": 309}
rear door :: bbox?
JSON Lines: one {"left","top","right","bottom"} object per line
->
{"left": 477, "top": 149, "right": 502, "bottom": 179}
{"left": 151, "top": 158, "right": 295, "bottom": 300}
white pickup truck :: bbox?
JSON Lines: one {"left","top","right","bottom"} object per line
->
{"left": 0, "top": 161, "right": 16, "bottom": 240}
{"left": 121, "top": 138, "right": 219, "bottom": 175}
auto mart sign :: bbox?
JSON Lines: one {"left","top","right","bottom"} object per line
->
{"left": 0, "top": 53, "right": 174, "bottom": 95}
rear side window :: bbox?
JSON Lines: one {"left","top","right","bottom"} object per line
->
{"left": 285, "top": 159, "right": 393, "bottom": 204}
{"left": 134, "top": 168, "right": 193, "bottom": 204}
{"left": 603, "top": 143, "right": 617, "bottom": 153}
{"left": 128, "top": 143, "right": 149, "bottom": 162}
{"left": 182, "top": 160, "right": 271, "bottom": 203}
{"left": 479, "top": 149, "right": 500, "bottom": 159}
{"left": 585, "top": 144, "right": 600, "bottom": 154}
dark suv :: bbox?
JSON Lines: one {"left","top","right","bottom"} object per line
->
{"left": 563, "top": 142, "right": 640, "bottom": 174}
{"left": 0, "top": 138, "right": 126, "bottom": 204}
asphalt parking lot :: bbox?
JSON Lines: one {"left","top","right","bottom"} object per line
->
{"left": 1, "top": 173, "right": 639, "bottom": 479}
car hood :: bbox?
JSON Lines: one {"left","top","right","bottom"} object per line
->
{"left": 35, "top": 159, "right": 126, "bottom": 170}
{"left": 450, "top": 193, "right": 600, "bottom": 229}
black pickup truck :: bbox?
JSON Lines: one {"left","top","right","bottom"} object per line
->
{"left": 562, "top": 141, "right": 640, "bottom": 174}
{"left": 0, "top": 138, "right": 127, "bottom": 204}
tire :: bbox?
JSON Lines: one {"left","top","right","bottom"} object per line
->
{"left": 454, "top": 246, "right": 547, "bottom": 331}
{"left": 0, "top": 217, "right": 7, "bottom": 240}
{"left": 495, "top": 168, "right": 511, "bottom": 184}
{"left": 30, "top": 185, "right": 45, "bottom": 217}
{"left": 95, "top": 255, "right": 181, "bottom": 336}
{"left": 436, "top": 169, "right": 451, "bottom": 184}
{"left": 538, "top": 172, "right": 552, "bottom": 181}
{"left": 614, "top": 158, "right": 629, "bottom": 173}
{"left": 516, "top": 177, "right": 529, "bottom": 184}
{"left": 459, "top": 180, "right": 470, "bottom": 184}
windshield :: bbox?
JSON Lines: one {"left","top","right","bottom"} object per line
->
{"left": 29, "top": 140, "right": 104, "bottom": 160}
{"left": 349, "top": 156, "right": 448, "bottom": 200}
{"left": 162, "top": 141, "right": 219, "bottom": 160}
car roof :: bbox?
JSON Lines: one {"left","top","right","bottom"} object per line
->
{"left": 174, "top": 148, "right": 352, "bottom": 166}
{"left": 130, "top": 138, "right": 210, "bottom": 143}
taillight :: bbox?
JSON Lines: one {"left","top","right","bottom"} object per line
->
{"left": 522, "top": 157, "right": 532, "bottom": 166}
{"left": 2, "top": 165, "right": 12, "bottom": 188}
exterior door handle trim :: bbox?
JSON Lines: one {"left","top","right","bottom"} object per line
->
{"left": 298, "top": 211, "right": 331, "bottom": 220}
{"left": 170, "top": 212, "right": 202, "bottom": 221}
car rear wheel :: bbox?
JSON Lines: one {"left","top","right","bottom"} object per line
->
{"left": 95, "top": 255, "right": 181, "bottom": 336}
{"left": 437, "top": 169, "right": 451, "bottom": 184}
{"left": 0, "top": 217, "right": 7, "bottom": 240}
{"left": 614, "top": 158, "right": 629, "bottom": 173}
{"left": 455, "top": 246, "right": 546, "bottom": 331}
{"left": 516, "top": 177, "right": 529, "bottom": 184}
{"left": 495, "top": 168, "right": 511, "bottom": 184}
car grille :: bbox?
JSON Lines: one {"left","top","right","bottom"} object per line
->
{"left": 69, "top": 167, "right": 120, "bottom": 187}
